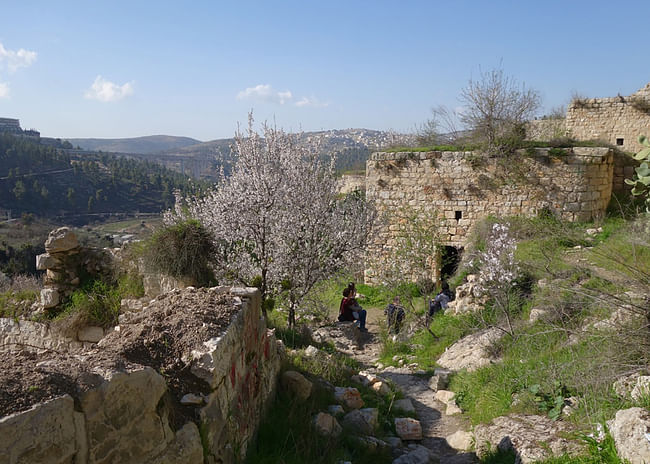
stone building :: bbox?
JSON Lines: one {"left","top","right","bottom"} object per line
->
{"left": 566, "top": 83, "right": 650, "bottom": 153}
{"left": 365, "top": 148, "right": 613, "bottom": 284}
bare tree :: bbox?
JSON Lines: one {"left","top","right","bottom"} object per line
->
{"left": 168, "top": 113, "right": 374, "bottom": 325}
{"left": 459, "top": 68, "right": 541, "bottom": 152}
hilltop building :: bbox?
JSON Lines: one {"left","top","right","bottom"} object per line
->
{"left": 0, "top": 117, "right": 40, "bottom": 138}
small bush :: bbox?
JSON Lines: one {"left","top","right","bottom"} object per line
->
{"left": 142, "top": 220, "right": 216, "bottom": 287}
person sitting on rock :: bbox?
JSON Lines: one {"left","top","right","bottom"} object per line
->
{"left": 385, "top": 296, "right": 405, "bottom": 334}
{"left": 428, "top": 281, "right": 454, "bottom": 322}
{"left": 338, "top": 287, "right": 368, "bottom": 332}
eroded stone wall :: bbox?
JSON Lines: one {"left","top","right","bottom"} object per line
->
{"left": 0, "top": 287, "right": 281, "bottom": 464}
{"left": 566, "top": 83, "right": 650, "bottom": 154}
{"left": 365, "top": 148, "right": 613, "bottom": 283}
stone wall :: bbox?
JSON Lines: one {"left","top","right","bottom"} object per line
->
{"left": 337, "top": 173, "right": 366, "bottom": 194}
{"left": 365, "top": 148, "right": 613, "bottom": 283}
{"left": 525, "top": 118, "right": 567, "bottom": 141}
{"left": 566, "top": 83, "right": 650, "bottom": 154}
{"left": 0, "top": 287, "right": 281, "bottom": 464}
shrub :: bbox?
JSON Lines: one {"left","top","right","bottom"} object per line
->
{"left": 143, "top": 219, "right": 216, "bottom": 287}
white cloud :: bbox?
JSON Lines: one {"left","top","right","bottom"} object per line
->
{"left": 0, "top": 82, "right": 8, "bottom": 98}
{"left": 85, "top": 75, "right": 134, "bottom": 102}
{"left": 0, "top": 43, "right": 37, "bottom": 73}
{"left": 295, "top": 96, "right": 329, "bottom": 108}
{"left": 236, "top": 84, "right": 293, "bottom": 104}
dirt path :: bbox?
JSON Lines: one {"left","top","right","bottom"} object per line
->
{"left": 350, "top": 315, "right": 478, "bottom": 463}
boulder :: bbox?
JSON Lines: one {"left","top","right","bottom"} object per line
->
{"left": 446, "top": 275, "right": 487, "bottom": 315}
{"left": 304, "top": 345, "right": 319, "bottom": 357}
{"left": 434, "top": 390, "right": 456, "bottom": 404}
{"left": 36, "top": 253, "right": 59, "bottom": 270}
{"left": 77, "top": 326, "right": 104, "bottom": 343}
{"left": 428, "top": 372, "right": 449, "bottom": 392}
{"left": 180, "top": 394, "right": 204, "bottom": 406}
{"left": 154, "top": 422, "right": 204, "bottom": 464}
{"left": 446, "top": 402, "right": 462, "bottom": 415}
{"left": 334, "top": 386, "right": 364, "bottom": 410}
{"left": 529, "top": 307, "right": 551, "bottom": 323}
{"left": 446, "top": 430, "right": 473, "bottom": 451}
{"left": 631, "top": 377, "right": 650, "bottom": 401}
{"left": 372, "top": 381, "right": 392, "bottom": 396}
{"left": 607, "top": 408, "right": 650, "bottom": 464}
{"left": 395, "top": 417, "right": 422, "bottom": 440}
{"left": 394, "top": 399, "right": 415, "bottom": 415}
{"left": 392, "top": 444, "right": 436, "bottom": 463}
{"left": 44, "top": 227, "right": 79, "bottom": 254}
{"left": 40, "top": 288, "right": 60, "bottom": 309}
{"left": 342, "top": 408, "right": 378, "bottom": 435}
{"left": 328, "top": 405, "right": 345, "bottom": 417}
{"left": 313, "top": 412, "right": 342, "bottom": 437}
{"left": 437, "top": 327, "right": 503, "bottom": 372}
{"left": 474, "top": 414, "right": 583, "bottom": 463}
{"left": 281, "top": 371, "right": 313, "bottom": 401}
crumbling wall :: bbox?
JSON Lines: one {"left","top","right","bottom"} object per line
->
{"left": 365, "top": 148, "right": 613, "bottom": 283}
{"left": 0, "top": 287, "right": 281, "bottom": 464}
{"left": 566, "top": 83, "right": 650, "bottom": 154}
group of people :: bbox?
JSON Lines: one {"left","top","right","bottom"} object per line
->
{"left": 338, "top": 280, "right": 454, "bottom": 334}
{"left": 338, "top": 282, "right": 368, "bottom": 331}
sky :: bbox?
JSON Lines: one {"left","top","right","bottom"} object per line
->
{"left": 0, "top": 0, "right": 649, "bottom": 141}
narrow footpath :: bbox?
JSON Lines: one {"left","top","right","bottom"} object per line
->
{"left": 350, "top": 318, "right": 478, "bottom": 464}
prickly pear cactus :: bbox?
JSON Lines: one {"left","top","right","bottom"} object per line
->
{"left": 625, "top": 135, "right": 650, "bottom": 211}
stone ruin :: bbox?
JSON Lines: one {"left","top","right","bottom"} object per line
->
{"left": 1, "top": 226, "right": 283, "bottom": 464}
{"left": 37, "top": 227, "right": 113, "bottom": 311}
{"left": 365, "top": 147, "right": 614, "bottom": 283}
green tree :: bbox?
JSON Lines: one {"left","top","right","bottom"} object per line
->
{"left": 13, "top": 180, "right": 26, "bottom": 200}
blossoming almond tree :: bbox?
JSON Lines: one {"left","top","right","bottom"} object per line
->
{"left": 168, "top": 113, "right": 374, "bottom": 325}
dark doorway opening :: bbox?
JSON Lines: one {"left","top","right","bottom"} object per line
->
{"left": 441, "top": 246, "right": 462, "bottom": 280}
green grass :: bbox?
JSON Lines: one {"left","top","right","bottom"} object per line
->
{"left": 0, "top": 288, "right": 38, "bottom": 319}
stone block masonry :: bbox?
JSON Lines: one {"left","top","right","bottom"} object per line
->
{"left": 566, "top": 83, "right": 650, "bottom": 154}
{"left": 365, "top": 148, "right": 613, "bottom": 283}
{"left": 0, "top": 287, "right": 281, "bottom": 464}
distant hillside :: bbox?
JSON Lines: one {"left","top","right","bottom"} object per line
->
{"left": 67, "top": 135, "right": 202, "bottom": 154}
{"left": 159, "top": 128, "right": 414, "bottom": 174}
{"left": 0, "top": 134, "right": 202, "bottom": 222}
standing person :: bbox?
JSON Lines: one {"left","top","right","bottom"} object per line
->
{"left": 385, "top": 296, "right": 406, "bottom": 334}
{"left": 338, "top": 286, "right": 368, "bottom": 332}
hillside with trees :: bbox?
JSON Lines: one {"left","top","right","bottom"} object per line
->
{"left": 0, "top": 134, "right": 201, "bottom": 221}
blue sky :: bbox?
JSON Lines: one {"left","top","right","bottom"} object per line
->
{"left": 0, "top": 0, "right": 648, "bottom": 140}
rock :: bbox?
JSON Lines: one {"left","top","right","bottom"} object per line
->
{"left": 351, "top": 374, "right": 364, "bottom": 384}
{"left": 281, "top": 371, "right": 313, "bottom": 401}
{"left": 428, "top": 374, "right": 448, "bottom": 392}
{"left": 446, "top": 402, "right": 462, "bottom": 415}
{"left": 334, "top": 386, "right": 364, "bottom": 410}
{"left": 372, "top": 381, "right": 392, "bottom": 396}
{"left": 613, "top": 372, "right": 643, "bottom": 399}
{"left": 447, "top": 275, "right": 487, "bottom": 315}
{"left": 385, "top": 436, "right": 403, "bottom": 448}
{"left": 354, "top": 435, "right": 389, "bottom": 451}
{"left": 77, "top": 326, "right": 104, "bottom": 343}
{"left": 607, "top": 408, "right": 650, "bottom": 464}
{"left": 35, "top": 253, "right": 58, "bottom": 270}
{"left": 121, "top": 298, "right": 144, "bottom": 313}
{"left": 328, "top": 405, "right": 345, "bottom": 417}
{"left": 562, "top": 396, "right": 579, "bottom": 416}
{"left": 155, "top": 422, "right": 204, "bottom": 464}
{"left": 434, "top": 390, "right": 456, "bottom": 404}
{"left": 586, "top": 228, "right": 599, "bottom": 236}
{"left": 437, "top": 328, "right": 503, "bottom": 372}
{"left": 395, "top": 417, "right": 423, "bottom": 440}
{"left": 40, "top": 288, "right": 60, "bottom": 308}
{"left": 631, "top": 377, "right": 650, "bottom": 401}
{"left": 343, "top": 408, "right": 379, "bottom": 435}
{"left": 180, "top": 394, "right": 204, "bottom": 405}
{"left": 529, "top": 307, "right": 551, "bottom": 323}
{"left": 392, "top": 444, "right": 436, "bottom": 463}
{"left": 44, "top": 227, "right": 79, "bottom": 254}
{"left": 394, "top": 399, "right": 415, "bottom": 414}
{"left": 447, "top": 430, "right": 473, "bottom": 451}
{"left": 313, "top": 412, "right": 342, "bottom": 437}
{"left": 474, "top": 414, "right": 583, "bottom": 463}
{"left": 304, "top": 345, "right": 319, "bottom": 357}
{"left": 0, "top": 395, "right": 80, "bottom": 464}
